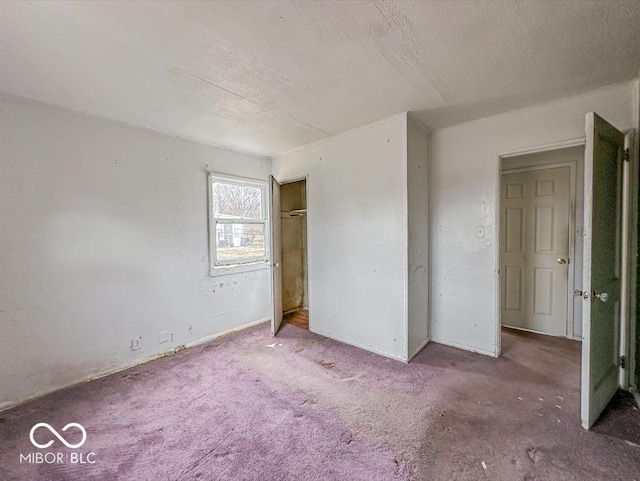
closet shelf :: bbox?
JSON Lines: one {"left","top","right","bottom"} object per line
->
{"left": 281, "top": 209, "right": 307, "bottom": 217}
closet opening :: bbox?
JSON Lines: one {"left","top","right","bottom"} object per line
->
{"left": 280, "top": 178, "right": 308, "bottom": 330}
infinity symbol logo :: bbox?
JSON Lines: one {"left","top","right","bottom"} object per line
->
{"left": 29, "top": 423, "right": 87, "bottom": 449}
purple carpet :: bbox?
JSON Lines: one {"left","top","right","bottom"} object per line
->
{"left": 0, "top": 323, "right": 638, "bottom": 480}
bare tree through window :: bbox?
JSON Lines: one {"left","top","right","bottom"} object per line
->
{"left": 213, "top": 183, "right": 262, "bottom": 219}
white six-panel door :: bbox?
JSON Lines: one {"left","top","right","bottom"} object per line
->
{"left": 501, "top": 167, "right": 571, "bottom": 336}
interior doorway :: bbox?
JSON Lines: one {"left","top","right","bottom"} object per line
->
{"left": 280, "top": 179, "right": 308, "bottom": 330}
{"left": 496, "top": 113, "right": 633, "bottom": 429}
{"left": 500, "top": 146, "right": 585, "bottom": 340}
{"left": 269, "top": 176, "right": 309, "bottom": 334}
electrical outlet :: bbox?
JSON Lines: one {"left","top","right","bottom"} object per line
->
{"left": 159, "top": 331, "right": 168, "bottom": 344}
{"left": 131, "top": 337, "right": 142, "bottom": 351}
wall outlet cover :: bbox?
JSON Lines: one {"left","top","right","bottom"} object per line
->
{"left": 159, "top": 331, "right": 168, "bottom": 344}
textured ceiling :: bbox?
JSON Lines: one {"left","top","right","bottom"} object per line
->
{"left": 1, "top": 1, "right": 639, "bottom": 157}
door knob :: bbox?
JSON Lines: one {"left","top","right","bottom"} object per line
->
{"left": 594, "top": 292, "right": 608, "bottom": 303}
{"left": 557, "top": 258, "right": 568, "bottom": 265}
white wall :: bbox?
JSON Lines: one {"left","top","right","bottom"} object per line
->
{"left": 407, "top": 116, "right": 430, "bottom": 358}
{"left": 0, "top": 93, "right": 271, "bottom": 409}
{"left": 272, "top": 115, "right": 409, "bottom": 361}
{"left": 430, "top": 81, "right": 638, "bottom": 356}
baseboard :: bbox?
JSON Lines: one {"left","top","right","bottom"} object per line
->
{"left": 0, "top": 317, "right": 270, "bottom": 413}
{"left": 184, "top": 317, "right": 269, "bottom": 349}
{"left": 407, "top": 337, "right": 430, "bottom": 362}
{"left": 310, "top": 327, "right": 408, "bottom": 363}
{"left": 430, "top": 337, "right": 498, "bottom": 358}
{"left": 502, "top": 324, "right": 578, "bottom": 340}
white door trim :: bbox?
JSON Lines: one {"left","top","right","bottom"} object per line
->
{"left": 499, "top": 138, "right": 587, "bottom": 159}
{"left": 496, "top": 140, "right": 586, "bottom": 355}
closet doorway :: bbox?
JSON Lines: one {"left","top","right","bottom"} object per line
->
{"left": 270, "top": 176, "right": 309, "bottom": 333}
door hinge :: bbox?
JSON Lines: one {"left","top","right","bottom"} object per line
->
{"left": 624, "top": 148, "right": 630, "bottom": 162}
{"left": 620, "top": 355, "right": 626, "bottom": 369}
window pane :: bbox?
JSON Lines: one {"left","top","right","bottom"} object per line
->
{"left": 213, "top": 182, "right": 262, "bottom": 220}
{"left": 215, "top": 223, "right": 266, "bottom": 263}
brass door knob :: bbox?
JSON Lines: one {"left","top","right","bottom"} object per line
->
{"left": 557, "top": 258, "right": 568, "bottom": 265}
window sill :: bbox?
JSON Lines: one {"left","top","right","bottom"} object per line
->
{"left": 210, "top": 261, "right": 270, "bottom": 277}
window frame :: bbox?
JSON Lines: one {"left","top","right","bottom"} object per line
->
{"left": 208, "top": 173, "right": 270, "bottom": 276}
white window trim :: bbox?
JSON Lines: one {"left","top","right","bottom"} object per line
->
{"left": 208, "top": 173, "right": 270, "bottom": 277}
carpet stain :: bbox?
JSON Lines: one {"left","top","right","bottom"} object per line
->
{"left": 526, "top": 447, "right": 544, "bottom": 464}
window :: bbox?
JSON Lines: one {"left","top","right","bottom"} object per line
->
{"left": 209, "top": 174, "right": 268, "bottom": 273}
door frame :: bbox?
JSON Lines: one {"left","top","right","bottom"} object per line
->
{"left": 272, "top": 174, "right": 312, "bottom": 332}
{"left": 622, "top": 130, "right": 638, "bottom": 391}
{"left": 500, "top": 161, "right": 579, "bottom": 340}
{"left": 495, "top": 134, "right": 637, "bottom": 384}
{"left": 495, "top": 138, "right": 586, "bottom": 355}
